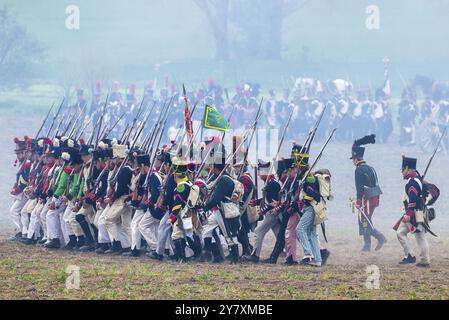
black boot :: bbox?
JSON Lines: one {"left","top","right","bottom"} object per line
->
{"left": 237, "top": 229, "right": 252, "bottom": 256}
{"left": 76, "top": 214, "right": 95, "bottom": 247}
{"left": 241, "top": 251, "right": 259, "bottom": 263}
{"left": 9, "top": 232, "right": 22, "bottom": 241}
{"left": 123, "top": 248, "right": 141, "bottom": 257}
{"left": 95, "top": 243, "right": 110, "bottom": 254}
{"left": 320, "top": 249, "right": 330, "bottom": 265}
{"left": 361, "top": 229, "right": 371, "bottom": 252}
{"left": 91, "top": 225, "right": 99, "bottom": 242}
{"left": 186, "top": 236, "right": 202, "bottom": 260}
{"left": 79, "top": 242, "right": 96, "bottom": 252}
{"left": 210, "top": 241, "right": 224, "bottom": 263}
{"left": 104, "top": 240, "right": 122, "bottom": 254}
{"left": 44, "top": 238, "right": 61, "bottom": 249}
{"left": 173, "top": 239, "right": 186, "bottom": 263}
{"left": 147, "top": 250, "right": 163, "bottom": 260}
{"left": 372, "top": 229, "right": 387, "bottom": 251}
{"left": 399, "top": 254, "right": 416, "bottom": 265}
{"left": 199, "top": 238, "right": 213, "bottom": 262}
{"left": 229, "top": 244, "right": 239, "bottom": 264}
{"left": 285, "top": 255, "right": 298, "bottom": 265}
{"left": 76, "top": 236, "right": 86, "bottom": 249}
{"left": 63, "top": 235, "right": 77, "bottom": 250}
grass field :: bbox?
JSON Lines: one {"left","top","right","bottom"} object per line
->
{"left": 1, "top": 236, "right": 448, "bottom": 300}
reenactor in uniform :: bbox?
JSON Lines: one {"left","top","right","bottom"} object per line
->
{"left": 395, "top": 157, "right": 430, "bottom": 267}
{"left": 44, "top": 138, "right": 78, "bottom": 249}
{"left": 140, "top": 151, "right": 172, "bottom": 257}
{"left": 9, "top": 137, "right": 32, "bottom": 240}
{"left": 103, "top": 143, "right": 132, "bottom": 254}
{"left": 350, "top": 135, "right": 386, "bottom": 252}
{"left": 167, "top": 160, "right": 193, "bottom": 263}
{"left": 242, "top": 160, "right": 281, "bottom": 263}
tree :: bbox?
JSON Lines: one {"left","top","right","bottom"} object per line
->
{"left": 193, "top": 0, "right": 308, "bottom": 60}
{"left": 0, "top": 5, "right": 45, "bottom": 89}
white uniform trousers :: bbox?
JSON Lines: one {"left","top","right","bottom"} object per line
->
{"left": 129, "top": 209, "right": 146, "bottom": 250}
{"left": 10, "top": 193, "right": 27, "bottom": 234}
{"left": 97, "top": 206, "right": 111, "bottom": 244}
{"left": 138, "top": 212, "right": 161, "bottom": 251}
{"left": 27, "top": 201, "right": 45, "bottom": 239}
{"left": 396, "top": 221, "right": 430, "bottom": 264}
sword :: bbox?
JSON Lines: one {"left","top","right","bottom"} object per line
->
{"left": 350, "top": 197, "right": 375, "bottom": 230}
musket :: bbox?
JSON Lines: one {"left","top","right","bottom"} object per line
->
{"left": 102, "top": 112, "right": 125, "bottom": 140}
{"left": 422, "top": 126, "right": 447, "bottom": 179}
{"left": 265, "top": 106, "right": 295, "bottom": 182}
{"left": 46, "top": 97, "right": 66, "bottom": 137}
{"left": 137, "top": 100, "right": 159, "bottom": 151}
{"left": 95, "top": 93, "right": 110, "bottom": 145}
{"left": 68, "top": 102, "right": 89, "bottom": 138}
{"left": 123, "top": 96, "right": 146, "bottom": 143}
{"left": 142, "top": 101, "right": 173, "bottom": 188}
{"left": 110, "top": 109, "right": 153, "bottom": 183}
{"left": 142, "top": 97, "right": 172, "bottom": 152}
{"left": 237, "top": 98, "right": 264, "bottom": 179}
{"left": 35, "top": 102, "right": 55, "bottom": 139}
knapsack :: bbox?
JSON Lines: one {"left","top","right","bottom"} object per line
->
{"left": 423, "top": 180, "right": 440, "bottom": 206}
{"left": 314, "top": 169, "right": 332, "bottom": 199}
{"left": 222, "top": 175, "right": 245, "bottom": 203}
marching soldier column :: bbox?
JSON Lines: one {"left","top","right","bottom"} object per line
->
{"left": 7, "top": 87, "right": 441, "bottom": 269}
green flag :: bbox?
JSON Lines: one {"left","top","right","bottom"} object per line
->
{"left": 203, "top": 105, "right": 229, "bottom": 131}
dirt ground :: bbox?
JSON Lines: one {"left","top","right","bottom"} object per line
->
{"left": 0, "top": 115, "right": 448, "bottom": 300}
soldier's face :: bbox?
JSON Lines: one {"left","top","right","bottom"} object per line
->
{"left": 82, "top": 155, "right": 91, "bottom": 163}
{"left": 401, "top": 167, "right": 409, "bottom": 179}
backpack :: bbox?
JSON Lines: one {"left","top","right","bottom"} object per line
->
{"left": 223, "top": 175, "right": 245, "bottom": 203}
{"left": 423, "top": 180, "right": 440, "bottom": 206}
{"left": 314, "top": 169, "right": 332, "bottom": 199}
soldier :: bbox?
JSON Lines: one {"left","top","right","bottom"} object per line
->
{"left": 103, "top": 143, "right": 132, "bottom": 254}
{"left": 350, "top": 135, "right": 386, "bottom": 252}
{"left": 395, "top": 156, "right": 430, "bottom": 267}
{"left": 203, "top": 152, "right": 241, "bottom": 264}
{"left": 25, "top": 138, "right": 55, "bottom": 244}
{"left": 295, "top": 164, "right": 322, "bottom": 266}
{"left": 242, "top": 160, "right": 281, "bottom": 263}
{"left": 149, "top": 154, "right": 177, "bottom": 261}
{"left": 123, "top": 151, "right": 149, "bottom": 257}
{"left": 44, "top": 138, "right": 79, "bottom": 249}
{"left": 60, "top": 144, "right": 84, "bottom": 250}
{"left": 76, "top": 149, "right": 105, "bottom": 251}
{"left": 140, "top": 151, "right": 172, "bottom": 257}
{"left": 232, "top": 160, "right": 255, "bottom": 259}
{"left": 167, "top": 160, "right": 193, "bottom": 263}
{"left": 9, "top": 137, "right": 31, "bottom": 240}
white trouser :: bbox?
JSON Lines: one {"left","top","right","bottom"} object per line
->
{"left": 62, "top": 202, "right": 76, "bottom": 237}
{"left": 138, "top": 212, "right": 160, "bottom": 251}
{"left": 10, "top": 193, "right": 27, "bottom": 234}
{"left": 396, "top": 221, "right": 430, "bottom": 264}
{"left": 97, "top": 205, "right": 111, "bottom": 244}
{"left": 27, "top": 201, "right": 45, "bottom": 239}
{"left": 20, "top": 198, "right": 37, "bottom": 235}
{"left": 202, "top": 210, "right": 220, "bottom": 239}
{"left": 130, "top": 209, "right": 146, "bottom": 250}
{"left": 39, "top": 201, "right": 50, "bottom": 239}
{"left": 46, "top": 204, "right": 67, "bottom": 241}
